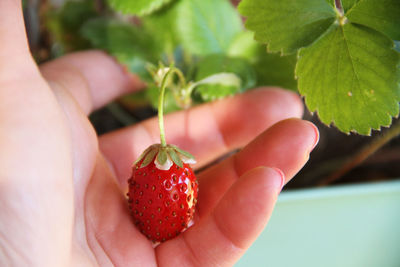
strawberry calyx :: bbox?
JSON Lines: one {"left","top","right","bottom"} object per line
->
{"left": 134, "top": 144, "right": 196, "bottom": 171}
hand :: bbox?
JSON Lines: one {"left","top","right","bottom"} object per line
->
{"left": 0, "top": 1, "right": 318, "bottom": 266}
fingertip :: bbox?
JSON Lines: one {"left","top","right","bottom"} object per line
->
{"left": 282, "top": 118, "right": 320, "bottom": 154}
{"left": 271, "top": 118, "right": 319, "bottom": 154}
{"left": 305, "top": 120, "right": 320, "bottom": 152}
{"left": 234, "top": 118, "right": 319, "bottom": 183}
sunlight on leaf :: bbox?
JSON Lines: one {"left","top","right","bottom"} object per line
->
{"left": 297, "top": 23, "right": 400, "bottom": 134}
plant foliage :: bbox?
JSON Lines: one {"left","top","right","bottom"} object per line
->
{"left": 47, "top": 0, "right": 400, "bottom": 134}
{"left": 239, "top": 0, "right": 400, "bottom": 134}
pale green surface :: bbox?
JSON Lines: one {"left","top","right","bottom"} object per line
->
{"left": 237, "top": 180, "right": 400, "bottom": 267}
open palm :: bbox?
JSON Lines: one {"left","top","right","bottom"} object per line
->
{"left": 0, "top": 1, "right": 318, "bottom": 266}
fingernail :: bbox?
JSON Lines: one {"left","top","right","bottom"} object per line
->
{"left": 272, "top": 167, "right": 286, "bottom": 190}
{"left": 309, "top": 122, "right": 320, "bottom": 152}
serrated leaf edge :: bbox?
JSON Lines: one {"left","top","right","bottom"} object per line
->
{"left": 238, "top": 0, "right": 337, "bottom": 56}
{"left": 295, "top": 23, "right": 400, "bottom": 135}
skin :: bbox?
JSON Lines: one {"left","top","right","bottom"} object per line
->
{"left": 0, "top": 1, "right": 319, "bottom": 266}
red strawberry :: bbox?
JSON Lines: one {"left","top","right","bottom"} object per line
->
{"left": 127, "top": 144, "right": 198, "bottom": 243}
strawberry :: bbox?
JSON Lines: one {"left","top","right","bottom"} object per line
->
{"left": 127, "top": 64, "right": 199, "bottom": 242}
{"left": 127, "top": 144, "right": 198, "bottom": 243}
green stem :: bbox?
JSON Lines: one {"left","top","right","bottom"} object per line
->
{"left": 334, "top": 0, "right": 344, "bottom": 16}
{"left": 157, "top": 67, "right": 187, "bottom": 147}
{"left": 173, "top": 68, "right": 187, "bottom": 88}
{"left": 158, "top": 70, "right": 170, "bottom": 147}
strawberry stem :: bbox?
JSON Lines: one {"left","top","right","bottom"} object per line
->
{"left": 158, "top": 69, "right": 170, "bottom": 147}
{"left": 334, "top": 0, "right": 344, "bottom": 16}
{"left": 158, "top": 66, "right": 187, "bottom": 147}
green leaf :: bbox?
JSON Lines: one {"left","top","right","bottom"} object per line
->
{"left": 170, "top": 145, "right": 195, "bottom": 159}
{"left": 134, "top": 145, "right": 153, "bottom": 165}
{"left": 46, "top": 0, "right": 97, "bottom": 53}
{"left": 195, "top": 54, "right": 256, "bottom": 90}
{"left": 346, "top": 0, "right": 400, "bottom": 40}
{"left": 195, "top": 85, "right": 238, "bottom": 102}
{"left": 395, "top": 41, "right": 400, "bottom": 52}
{"left": 81, "top": 18, "right": 157, "bottom": 59}
{"left": 156, "top": 149, "right": 168, "bottom": 165}
{"left": 192, "top": 72, "right": 242, "bottom": 101}
{"left": 254, "top": 49, "right": 297, "bottom": 90}
{"left": 296, "top": 23, "right": 400, "bottom": 135}
{"left": 167, "top": 149, "right": 183, "bottom": 168}
{"left": 227, "top": 31, "right": 297, "bottom": 90}
{"left": 108, "top": 0, "right": 174, "bottom": 16}
{"left": 227, "top": 31, "right": 261, "bottom": 63}
{"left": 141, "top": 2, "right": 180, "bottom": 56}
{"left": 194, "top": 73, "right": 241, "bottom": 88}
{"left": 239, "top": 0, "right": 336, "bottom": 54}
{"left": 81, "top": 18, "right": 158, "bottom": 79}
{"left": 194, "top": 54, "right": 256, "bottom": 101}
{"left": 176, "top": 0, "right": 242, "bottom": 55}
{"left": 141, "top": 147, "right": 159, "bottom": 168}
{"left": 59, "top": 0, "right": 97, "bottom": 32}
{"left": 341, "top": 0, "right": 360, "bottom": 12}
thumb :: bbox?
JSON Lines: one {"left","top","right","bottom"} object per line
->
{"left": 0, "top": 0, "right": 35, "bottom": 75}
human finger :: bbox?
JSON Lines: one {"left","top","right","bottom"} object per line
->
{"left": 40, "top": 50, "right": 145, "bottom": 114}
{"left": 99, "top": 88, "right": 303, "bottom": 187}
{"left": 0, "top": 0, "right": 37, "bottom": 77}
{"left": 196, "top": 118, "right": 319, "bottom": 217}
{"left": 156, "top": 167, "right": 283, "bottom": 266}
